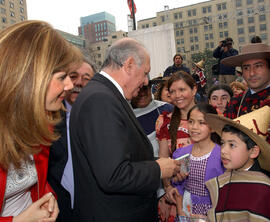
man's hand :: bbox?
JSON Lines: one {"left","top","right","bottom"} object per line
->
{"left": 156, "top": 158, "right": 180, "bottom": 179}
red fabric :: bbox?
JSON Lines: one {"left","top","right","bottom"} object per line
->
{"left": 216, "top": 182, "right": 270, "bottom": 218}
{"left": 0, "top": 145, "right": 54, "bottom": 220}
{"left": 195, "top": 70, "right": 206, "bottom": 87}
{"left": 127, "top": 0, "right": 137, "bottom": 18}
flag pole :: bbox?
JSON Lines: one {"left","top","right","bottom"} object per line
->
{"left": 131, "top": 0, "right": 136, "bottom": 30}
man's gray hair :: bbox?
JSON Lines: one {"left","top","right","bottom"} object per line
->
{"left": 101, "top": 38, "right": 146, "bottom": 70}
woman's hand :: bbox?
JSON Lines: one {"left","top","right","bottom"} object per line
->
{"left": 13, "top": 192, "right": 59, "bottom": 222}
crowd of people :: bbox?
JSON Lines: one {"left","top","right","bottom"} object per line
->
{"left": 0, "top": 20, "right": 269, "bottom": 222}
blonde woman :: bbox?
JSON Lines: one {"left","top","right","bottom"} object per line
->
{"left": 0, "top": 21, "right": 82, "bottom": 221}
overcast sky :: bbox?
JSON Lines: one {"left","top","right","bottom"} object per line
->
{"left": 27, "top": 0, "right": 206, "bottom": 35}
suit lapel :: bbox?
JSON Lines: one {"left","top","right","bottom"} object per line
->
{"left": 93, "top": 74, "right": 153, "bottom": 152}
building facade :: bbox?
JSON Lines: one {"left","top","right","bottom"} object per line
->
{"left": 78, "top": 11, "right": 116, "bottom": 43}
{"left": 88, "top": 30, "right": 128, "bottom": 69}
{"left": 0, "top": 0, "right": 27, "bottom": 30}
{"left": 137, "top": 0, "right": 269, "bottom": 62}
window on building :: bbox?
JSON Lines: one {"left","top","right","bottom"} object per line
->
{"left": 0, "top": 0, "right": 4, "bottom": 5}
{"left": 112, "top": 35, "right": 117, "bottom": 39}
{"left": 20, "top": 15, "right": 24, "bottom": 21}
{"left": 209, "top": 24, "right": 212, "bottom": 30}
{"left": 181, "top": 38, "right": 184, "bottom": 44}
{"left": 192, "top": 9, "right": 196, "bottom": 16}
{"left": 190, "top": 36, "right": 194, "bottom": 42}
{"left": 20, "top": 0, "right": 23, "bottom": 4}
{"left": 210, "top": 42, "right": 214, "bottom": 48}
{"left": 222, "top": 3, "right": 226, "bottom": 9}
{"left": 219, "top": 23, "right": 223, "bottom": 29}
{"left": 177, "top": 47, "right": 181, "bottom": 53}
{"left": 247, "top": 8, "right": 254, "bottom": 15}
{"left": 258, "top": 0, "right": 264, "bottom": 2}
{"left": 10, "top": 11, "right": 14, "bottom": 17}
{"left": 188, "top": 10, "right": 191, "bottom": 17}
{"left": 188, "top": 20, "right": 192, "bottom": 26}
{"left": 247, "top": 0, "right": 253, "bottom": 4}
{"left": 180, "top": 30, "right": 184, "bottom": 36}
{"left": 248, "top": 17, "right": 254, "bottom": 23}
{"left": 202, "top": 7, "right": 207, "bottom": 14}
{"left": 205, "top": 34, "right": 209, "bottom": 40}
{"left": 258, "top": 5, "right": 265, "bottom": 12}
{"left": 142, "top": 24, "right": 145, "bottom": 29}
{"left": 174, "top": 13, "right": 178, "bottom": 20}
{"left": 261, "top": 33, "right": 267, "bottom": 40}
{"left": 238, "top": 27, "right": 244, "bottom": 34}
{"left": 2, "top": 17, "right": 6, "bottom": 23}
{"left": 195, "top": 36, "right": 198, "bottom": 42}
{"left": 189, "top": 28, "right": 193, "bottom": 34}
{"left": 195, "top": 44, "right": 199, "bottom": 50}
{"left": 220, "top": 32, "right": 223, "bottom": 38}
{"left": 223, "top": 13, "right": 228, "bottom": 19}
{"left": 217, "top": 4, "right": 222, "bottom": 11}
{"left": 191, "top": 45, "right": 194, "bottom": 51}
{"left": 237, "top": 10, "right": 243, "bottom": 16}
{"left": 153, "top": 22, "right": 157, "bottom": 26}
{"left": 224, "top": 31, "right": 229, "bottom": 37}
{"left": 223, "top": 22, "right": 228, "bottom": 28}
{"left": 176, "top": 30, "right": 180, "bottom": 36}
{"left": 204, "top": 25, "right": 208, "bottom": 31}
{"left": 9, "top": 2, "right": 13, "bottom": 8}
{"left": 260, "top": 24, "right": 267, "bottom": 31}
{"left": 179, "top": 22, "right": 183, "bottom": 27}
{"left": 248, "top": 26, "right": 255, "bottom": 33}
{"left": 259, "top": 14, "right": 266, "bottom": 22}
{"left": 177, "top": 39, "right": 181, "bottom": 45}
{"left": 237, "top": 18, "right": 243, "bottom": 25}
{"left": 178, "top": 12, "right": 182, "bottom": 19}
{"left": 206, "top": 42, "right": 209, "bottom": 49}
{"left": 193, "top": 19, "right": 197, "bottom": 25}
{"left": 161, "top": 16, "right": 165, "bottom": 22}
{"left": 236, "top": 0, "right": 242, "bottom": 7}
{"left": 1, "top": 7, "right": 5, "bottom": 14}
{"left": 20, "top": 7, "right": 24, "bottom": 13}
{"left": 194, "top": 27, "right": 198, "bottom": 33}
{"left": 239, "top": 37, "right": 245, "bottom": 43}
{"left": 145, "top": 24, "right": 149, "bottom": 28}
{"left": 210, "top": 33, "right": 213, "bottom": 39}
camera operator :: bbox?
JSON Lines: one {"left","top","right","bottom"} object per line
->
{"left": 213, "top": 37, "right": 238, "bottom": 84}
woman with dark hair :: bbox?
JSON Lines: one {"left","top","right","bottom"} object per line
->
{"left": 154, "top": 77, "right": 173, "bottom": 104}
{"left": 156, "top": 71, "right": 197, "bottom": 222}
{"left": 208, "top": 84, "right": 233, "bottom": 115}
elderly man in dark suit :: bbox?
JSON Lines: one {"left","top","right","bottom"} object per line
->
{"left": 70, "top": 38, "right": 180, "bottom": 222}
{"left": 47, "top": 58, "right": 96, "bottom": 222}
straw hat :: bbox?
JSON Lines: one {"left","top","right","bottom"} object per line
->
{"left": 193, "top": 59, "right": 205, "bottom": 71}
{"left": 221, "top": 43, "right": 270, "bottom": 67}
{"left": 205, "top": 106, "right": 270, "bottom": 171}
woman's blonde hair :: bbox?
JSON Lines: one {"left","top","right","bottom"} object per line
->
{"left": 0, "top": 20, "right": 83, "bottom": 170}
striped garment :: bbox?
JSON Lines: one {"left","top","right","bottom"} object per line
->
{"left": 206, "top": 170, "right": 270, "bottom": 222}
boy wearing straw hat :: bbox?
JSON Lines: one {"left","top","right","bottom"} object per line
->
{"left": 205, "top": 106, "right": 270, "bottom": 221}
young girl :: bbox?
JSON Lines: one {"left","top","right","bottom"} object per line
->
{"left": 156, "top": 71, "right": 197, "bottom": 222}
{"left": 170, "top": 103, "right": 225, "bottom": 220}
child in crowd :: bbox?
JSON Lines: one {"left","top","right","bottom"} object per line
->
{"left": 229, "top": 81, "right": 247, "bottom": 97}
{"left": 208, "top": 84, "right": 233, "bottom": 115}
{"left": 169, "top": 103, "right": 225, "bottom": 221}
{"left": 205, "top": 105, "right": 270, "bottom": 221}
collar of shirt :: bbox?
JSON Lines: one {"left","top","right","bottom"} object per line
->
{"left": 250, "top": 82, "right": 270, "bottom": 94}
{"left": 64, "top": 100, "right": 72, "bottom": 118}
{"left": 100, "top": 70, "right": 125, "bottom": 99}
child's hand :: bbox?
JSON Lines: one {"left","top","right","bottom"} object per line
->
{"left": 166, "top": 187, "right": 179, "bottom": 204}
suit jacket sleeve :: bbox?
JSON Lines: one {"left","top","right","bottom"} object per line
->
{"left": 74, "top": 90, "right": 160, "bottom": 195}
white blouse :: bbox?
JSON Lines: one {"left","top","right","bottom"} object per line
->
{"left": 1, "top": 157, "right": 37, "bottom": 217}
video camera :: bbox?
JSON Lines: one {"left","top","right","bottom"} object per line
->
{"left": 221, "top": 38, "right": 233, "bottom": 47}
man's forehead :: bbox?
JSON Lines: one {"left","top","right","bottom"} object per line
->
{"left": 242, "top": 58, "right": 268, "bottom": 66}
